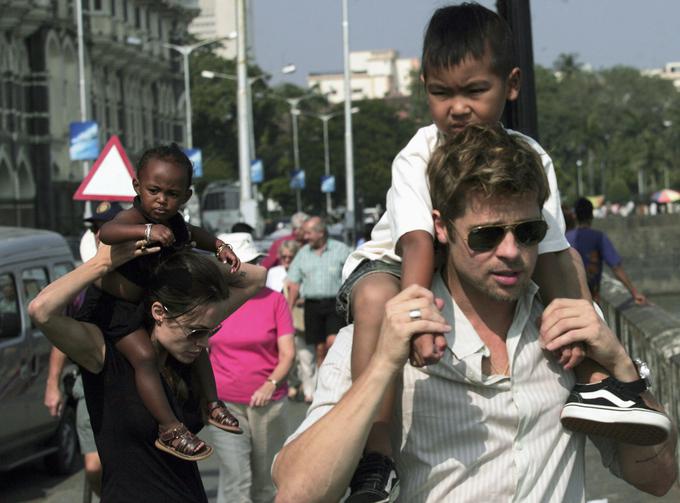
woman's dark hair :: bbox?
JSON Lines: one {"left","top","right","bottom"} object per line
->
{"left": 137, "top": 143, "right": 194, "bottom": 188}
{"left": 145, "top": 251, "right": 229, "bottom": 324}
{"left": 421, "top": 2, "right": 515, "bottom": 80}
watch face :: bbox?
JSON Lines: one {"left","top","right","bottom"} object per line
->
{"left": 634, "top": 358, "right": 651, "bottom": 381}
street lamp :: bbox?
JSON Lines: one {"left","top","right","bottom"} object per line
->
{"left": 303, "top": 107, "right": 359, "bottom": 214}
{"left": 163, "top": 32, "right": 237, "bottom": 148}
{"left": 286, "top": 93, "right": 318, "bottom": 212}
{"left": 342, "top": 0, "right": 356, "bottom": 243}
{"left": 576, "top": 159, "right": 583, "bottom": 196}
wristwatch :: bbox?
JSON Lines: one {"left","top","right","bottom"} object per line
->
{"left": 632, "top": 358, "right": 652, "bottom": 390}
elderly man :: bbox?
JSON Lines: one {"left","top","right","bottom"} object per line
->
{"left": 262, "top": 212, "right": 308, "bottom": 269}
{"left": 273, "top": 126, "right": 676, "bottom": 502}
{"left": 286, "top": 216, "right": 351, "bottom": 368}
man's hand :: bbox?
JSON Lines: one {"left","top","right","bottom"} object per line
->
{"left": 44, "top": 381, "right": 63, "bottom": 417}
{"left": 540, "top": 298, "right": 636, "bottom": 380}
{"left": 374, "top": 285, "right": 451, "bottom": 373}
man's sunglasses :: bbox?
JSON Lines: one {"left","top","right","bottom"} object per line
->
{"left": 163, "top": 306, "right": 222, "bottom": 339}
{"left": 465, "top": 219, "right": 548, "bottom": 252}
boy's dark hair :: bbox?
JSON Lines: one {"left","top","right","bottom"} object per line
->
{"left": 146, "top": 251, "right": 229, "bottom": 324}
{"left": 428, "top": 124, "right": 548, "bottom": 227}
{"left": 137, "top": 143, "right": 193, "bottom": 188}
{"left": 421, "top": 2, "right": 515, "bottom": 80}
{"left": 574, "top": 197, "right": 594, "bottom": 223}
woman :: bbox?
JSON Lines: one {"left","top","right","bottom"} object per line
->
{"left": 29, "top": 241, "right": 266, "bottom": 502}
{"left": 208, "top": 233, "right": 296, "bottom": 503}
{"left": 265, "top": 239, "right": 300, "bottom": 293}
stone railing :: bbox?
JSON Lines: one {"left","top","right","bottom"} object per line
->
{"left": 599, "top": 273, "right": 680, "bottom": 472}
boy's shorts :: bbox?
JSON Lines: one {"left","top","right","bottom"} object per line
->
{"left": 72, "top": 375, "right": 97, "bottom": 454}
{"left": 336, "top": 259, "right": 402, "bottom": 324}
{"left": 75, "top": 286, "right": 145, "bottom": 342}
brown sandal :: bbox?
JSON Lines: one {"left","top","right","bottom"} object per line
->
{"left": 155, "top": 423, "right": 213, "bottom": 461}
{"left": 207, "top": 400, "right": 243, "bottom": 434}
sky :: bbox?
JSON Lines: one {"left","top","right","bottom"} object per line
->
{"left": 251, "top": 0, "right": 680, "bottom": 86}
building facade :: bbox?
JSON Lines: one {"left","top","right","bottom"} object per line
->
{"left": 643, "top": 62, "right": 680, "bottom": 91}
{"left": 0, "top": 0, "right": 197, "bottom": 235}
{"left": 307, "top": 49, "right": 419, "bottom": 104}
{"left": 188, "top": 0, "right": 254, "bottom": 60}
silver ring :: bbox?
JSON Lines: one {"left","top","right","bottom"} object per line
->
{"left": 408, "top": 308, "right": 422, "bottom": 321}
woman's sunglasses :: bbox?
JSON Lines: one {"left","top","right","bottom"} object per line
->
{"left": 163, "top": 306, "right": 222, "bottom": 339}
{"left": 464, "top": 219, "right": 548, "bottom": 252}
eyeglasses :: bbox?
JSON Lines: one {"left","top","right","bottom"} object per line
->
{"left": 463, "top": 219, "right": 548, "bottom": 252}
{"left": 162, "top": 306, "right": 222, "bottom": 339}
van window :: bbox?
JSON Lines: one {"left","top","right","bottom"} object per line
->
{"left": 53, "top": 262, "right": 74, "bottom": 280}
{"left": 22, "top": 268, "right": 49, "bottom": 328}
{"left": 0, "top": 274, "right": 21, "bottom": 339}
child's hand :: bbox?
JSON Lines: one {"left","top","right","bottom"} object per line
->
{"left": 408, "top": 297, "right": 448, "bottom": 367}
{"left": 149, "top": 224, "right": 175, "bottom": 247}
{"left": 553, "top": 342, "right": 586, "bottom": 369}
{"left": 217, "top": 243, "right": 241, "bottom": 273}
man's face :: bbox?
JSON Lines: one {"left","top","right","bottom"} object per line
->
{"left": 424, "top": 48, "right": 519, "bottom": 137}
{"left": 435, "top": 192, "right": 541, "bottom": 303}
{"left": 293, "top": 225, "right": 306, "bottom": 243}
{"left": 303, "top": 220, "right": 325, "bottom": 249}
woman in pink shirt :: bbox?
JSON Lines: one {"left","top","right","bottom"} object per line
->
{"left": 209, "top": 233, "right": 295, "bottom": 503}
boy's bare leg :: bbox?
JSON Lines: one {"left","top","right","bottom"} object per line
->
{"left": 115, "top": 329, "right": 179, "bottom": 428}
{"left": 351, "top": 273, "right": 401, "bottom": 456}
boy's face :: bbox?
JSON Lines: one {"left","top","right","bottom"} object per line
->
{"left": 424, "top": 50, "right": 520, "bottom": 136}
{"left": 133, "top": 159, "right": 192, "bottom": 223}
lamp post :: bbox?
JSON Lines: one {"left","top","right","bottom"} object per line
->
{"left": 576, "top": 159, "right": 583, "bottom": 197}
{"left": 342, "top": 0, "right": 356, "bottom": 244}
{"left": 303, "top": 107, "right": 359, "bottom": 215}
{"left": 163, "top": 33, "right": 236, "bottom": 148}
{"left": 285, "top": 93, "right": 318, "bottom": 212}
{"left": 75, "top": 0, "right": 91, "bottom": 218}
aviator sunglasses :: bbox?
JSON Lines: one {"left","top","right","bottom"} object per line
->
{"left": 464, "top": 219, "right": 548, "bottom": 252}
{"left": 163, "top": 305, "right": 222, "bottom": 339}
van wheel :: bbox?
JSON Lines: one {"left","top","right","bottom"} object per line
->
{"left": 45, "top": 405, "right": 79, "bottom": 475}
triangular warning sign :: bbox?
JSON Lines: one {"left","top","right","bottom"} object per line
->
{"left": 73, "top": 135, "right": 136, "bottom": 201}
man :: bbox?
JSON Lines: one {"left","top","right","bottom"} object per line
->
{"left": 261, "top": 212, "right": 308, "bottom": 269}
{"left": 286, "top": 216, "right": 351, "bottom": 367}
{"left": 567, "top": 197, "right": 646, "bottom": 305}
{"left": 273, "top": 127, "right": 676, "bottom": 502}
{"left": 44, "top": 201, "right": 123, "bottom": 497}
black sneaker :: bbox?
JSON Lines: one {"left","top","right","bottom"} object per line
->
{"left": 561, "top": 377, "right": 671, "bottom": 446}
{"left": 346, "top": 452, "right": 400, "bottom": 503}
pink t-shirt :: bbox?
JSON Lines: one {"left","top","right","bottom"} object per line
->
{"left": 209, "top": 288, "right": 294, "bottom": 404}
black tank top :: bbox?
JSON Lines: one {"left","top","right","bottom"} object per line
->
{"left": 81, "top": 340, "right": 208, "bottom": 503}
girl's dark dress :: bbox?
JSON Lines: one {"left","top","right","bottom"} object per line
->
{"left": 81, "top": 339, "right": 208, "bottom": 503}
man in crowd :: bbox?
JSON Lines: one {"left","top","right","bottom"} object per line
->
{"left": 272, "top": 126, "right": 676, "bottom": 502}
{"left": 262, "top": 212, "right": 308, "bottom": 269}
{"left": 286, "top": 216, "right": 351, "bottom": 368}
{"left": 567, "top": 197, "right": 646, "bottom": 305}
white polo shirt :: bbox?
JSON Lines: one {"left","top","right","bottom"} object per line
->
{"left": 342, "top": 124, "right": 570, "bottom": 280}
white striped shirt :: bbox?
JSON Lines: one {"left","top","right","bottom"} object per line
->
{"left": 285, "top": 272, "right": 619, "bottom": 502}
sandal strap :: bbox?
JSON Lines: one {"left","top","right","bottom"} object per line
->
{"left": 158, "top": 423, "right": 206, "bottom": 455}
{"left": 208, "top": 401, "right": 239, "bottom": 427}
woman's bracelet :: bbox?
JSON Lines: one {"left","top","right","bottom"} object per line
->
{"left": 215, "top": 242, "right": 232, "bottom": 257}
{"left": 144, "top": 223, "right": 152, "bottom": 242}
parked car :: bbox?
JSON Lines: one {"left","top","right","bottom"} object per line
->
{"left": 0, "top": 226, "right": 79, "bottom": 474}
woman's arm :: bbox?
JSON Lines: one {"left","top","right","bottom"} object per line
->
{"left": 218, "top": 261, "right": 267, "bottom": 318}
{"left": 249, "top": 333, "right": 295, "bottom": 407}
{"left": 28, "top": 241, "right": 158, "bottom": 373}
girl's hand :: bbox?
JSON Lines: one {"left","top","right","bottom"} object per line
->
{"left": 149, "top": 224, "right": 175, "bottom": 247}
{"left": 249, "top": 381, "right": 275, "bottom": 407}
{"left": 217, "top": 243, "right": 241, "bottom": 273}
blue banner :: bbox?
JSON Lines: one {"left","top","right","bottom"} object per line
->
{"left": 183, "top": 148, "right": 203, "bottom": 178}
{"left": 251, "top": 159, "right": 264, "bottom": 183}
{"left": 321, "top": 175, "right": 335, "bottom": 193}
{"left": 290, "top": 169, "right": 305, "bottom": 190}
{"left": 69, "top": 121, "right": 100, "bottom": 161}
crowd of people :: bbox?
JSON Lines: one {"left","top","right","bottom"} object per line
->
{"left": 31, "top": 3, "right": 677, "bottom": 503}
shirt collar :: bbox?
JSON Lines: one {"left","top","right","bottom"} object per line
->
{"left": 432, "top": 271, "right": 539, "bottom": 360}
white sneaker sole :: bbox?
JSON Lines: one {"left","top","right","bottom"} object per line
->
{"left": 561, "top": 403, "right": 671, "bottom": 445}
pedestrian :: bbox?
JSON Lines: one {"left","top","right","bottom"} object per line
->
{"left": 333, "top": 4, "right": 654, "bottom": 499}
{"left": 208, "top": 233, "right": 295, "bottom": 503}
{"left": 273, "top": 125, "right": 676, "bottom": 502}
{"left": 29, "top": 243, "right": 267, "bottom": 502}
{"left": 265, "top": 240, "right": 300, "bottom": 293}
{"left": 286, "top": 216, "right": 351, "bottom": 368}
{"left": 43, "top": 200, "right": 123, "bottom": 497}
{"left": 75, "top": 143, "right": 244, "bottom": 460}
{"left": 261, "top": 212, "right": 308, "bottom": 269}
{"left": 567, "top": 197, "right": 647, "bottom": 305}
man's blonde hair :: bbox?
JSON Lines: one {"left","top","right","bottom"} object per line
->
{"left": 428, "top": 124, "right": 549, "bottom": 227}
